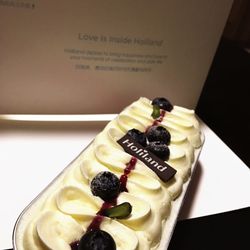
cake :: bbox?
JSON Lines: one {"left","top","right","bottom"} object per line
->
{"left": 13, "top": 97, "right": 204, "bottom": 250}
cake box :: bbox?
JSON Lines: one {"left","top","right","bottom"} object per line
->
{"left": 0, "top": 0, "right": 233, "bottom": 114}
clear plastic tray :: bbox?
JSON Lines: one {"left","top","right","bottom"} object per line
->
{"left": 12, "top": 130, "right": 204, "bottom": 250}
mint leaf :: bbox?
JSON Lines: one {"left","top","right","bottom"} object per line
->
{"left": 102, "top": 202, "right": 132, "bottom": 219}
{"left": 151, "top": 105, "right": 160, "bottom": 119}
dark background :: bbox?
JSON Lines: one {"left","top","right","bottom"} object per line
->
{"left": 170, "top": 3, "right": 250, "bottom": 248}
{"left": 196, "top": 0, "right": 250, "bottom": 168}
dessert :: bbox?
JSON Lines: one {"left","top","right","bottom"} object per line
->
{"left": 13, "top": 97, "right": 204, "bottom": 250}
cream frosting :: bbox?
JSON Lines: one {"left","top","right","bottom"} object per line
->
{"left": 15, "top": 97, "right": 203, "bottom": 250}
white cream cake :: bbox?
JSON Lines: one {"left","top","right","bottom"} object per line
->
{"left": 13, "top": 97, "right": 204, "bottom": 250}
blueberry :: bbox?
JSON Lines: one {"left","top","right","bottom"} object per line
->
{"left": 127, "top": 129, "right": 147, "bottom": 147}
{"left": 146, "top": 126, "right": 171, "bottom": 145}
{"left": 146, "top": 141, "right": 170, "bottom": 161}
{"left": 91, "top": 171, "right": 120, "bottom": 201}
{"left": 78, "top": 229, "right": 116, "bottom": 250}
{"left": 152, "top": 97, "right": 173, "bottom": 111}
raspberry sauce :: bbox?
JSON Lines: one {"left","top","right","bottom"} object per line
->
{"left": 70, "top": 241, "right": 79, "bottom": 250}
{"left": 120, "top": 157, "right": 137, "bottom": 192}
{"left": 147, "top": 109, "right": 166, "bottom": 130}
{"left": 155, "top": 109, "right": 166, "bottom": 123}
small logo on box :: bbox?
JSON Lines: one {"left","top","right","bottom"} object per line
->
{"left": 0, "top": 0, "right": 35, "bottom": 10}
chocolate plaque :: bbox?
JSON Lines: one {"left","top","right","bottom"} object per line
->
{"left": 117, "top": 134, "right": 176, "bottom": 182}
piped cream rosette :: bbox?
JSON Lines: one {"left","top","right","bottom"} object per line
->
{"left": 17, "top": 97, "right": 203, "bottom": 250}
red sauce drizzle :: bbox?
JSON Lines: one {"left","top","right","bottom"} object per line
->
{"left": 70, "top": 241, "right": 79, "bottom": 250}
{"left": 158, "top": 110, "right": 166, "bottom": 122}
{"left": 70, "top": 201, "right": 117, "bottom": 248}
{"left": 147, "top": 109, "right": 166, "bottom": 131}
{"left": 86, "top": 214, "right": 103, "bottom": 231}
{"left": 87, "top": 200, "right": 116, "bottom": 232}
{"left": 119, "top": 157, "right": 137, "bottom": 192}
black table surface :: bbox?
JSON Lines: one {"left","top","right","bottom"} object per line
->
{"left": 169, "top": 206, "right": 250, "bottom": 250}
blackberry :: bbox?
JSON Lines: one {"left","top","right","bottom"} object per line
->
{"left": 152, "top": 97, "right": 173, "bottom": 111}
{"left": 127, "top": 128, "right": 147, "bottom": 147}
{"left": 146, "top": 126, "right": 171, "bottom": 145}
{"left": 78, "top": 229, "right": 116, "bottom": 250}
{"left": 146, "top": 141, "right": 170, "bottom": 161}
{"left": 90, "top": 171, "right": 120, "bottom": 201}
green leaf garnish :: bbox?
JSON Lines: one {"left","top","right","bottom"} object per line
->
{"left": 103, "top": 202, "right": 132, "bottom": 219}
{"left": 151, "top": 105, "right": 160, "bottom": 119}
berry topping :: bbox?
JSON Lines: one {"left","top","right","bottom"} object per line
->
{"left": 146, "top": 126, "right": 171, "bottom": 145}
{"left": 152, "top": 97, "right": 173, "bottom": 111}
{"left": 91, "top": 171, "right": 120, "bottom": 201}
{"left": 127, "top": 128, "right": 147, "bottom": 147}
{"left": 78, "top": 229, "right": 116, "bottom": 250}
{"left": 102, "top": 202, "right": 132, "bottom": 219}
{"left": 146, "top": 141, "right": 170, "bottom": 161}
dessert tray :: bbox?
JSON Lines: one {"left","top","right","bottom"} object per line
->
{"left": 12, "top": 97, "right": 205, "bottom": 250}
